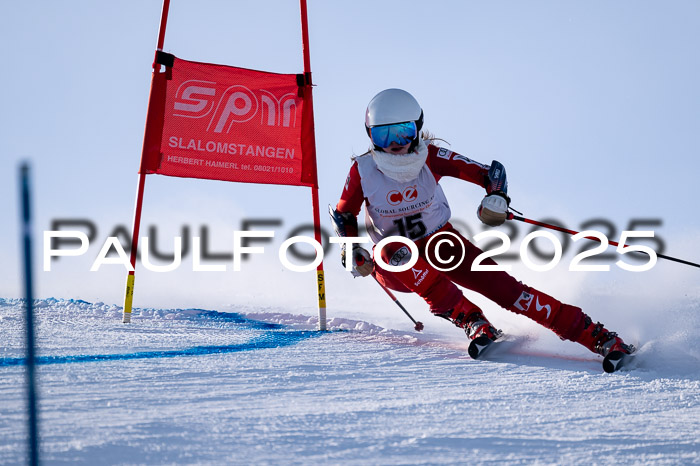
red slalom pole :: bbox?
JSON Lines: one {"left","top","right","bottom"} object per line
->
{"left": 508, "top": 213, "right": 700, "bottom": 269}
{"left": 123, "top": 0, "right": 171, "bottom": 323}
{"left": 299, "top": 0, "right": 327, "bottom": 330}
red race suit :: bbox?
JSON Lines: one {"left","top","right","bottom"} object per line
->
{"left": 336, "top": 143, "right": 588, "bottom": 344}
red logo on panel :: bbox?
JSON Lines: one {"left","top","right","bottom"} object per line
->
{"left": 402, "top": 186, "right": 418, "bottom": 202}
{"left": 387, "top": 186, "right": 418, "bottom": 205}
{"left": 387, "top": 190, "right": 403, "bottom": 206}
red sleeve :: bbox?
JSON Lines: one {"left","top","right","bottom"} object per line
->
{"left": 336, "top": 161, "right": 364, "bottom": 215}
{"left": 426, "top": 144, "right": 490, "bottom": 190}
{"left": 335, "top": 162, "right": 364, "bottom": 236}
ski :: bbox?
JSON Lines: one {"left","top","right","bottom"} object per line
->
{"left": 466, "top": 328, "right": 638, "bottom": 373}
{"left": 602, "top": 350, "right": 636, "bottom": 373}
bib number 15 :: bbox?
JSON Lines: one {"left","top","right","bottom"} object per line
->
{"left": 393, "top": 214, "right": 427, "bottom": 240}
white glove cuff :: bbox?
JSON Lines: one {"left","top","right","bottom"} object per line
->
{"left": 482, "top": 194, "right": 508, "bottom": 213}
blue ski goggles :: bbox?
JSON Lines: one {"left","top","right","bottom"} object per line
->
{"left": 369, "top": 121, "right": 418, "bottom": 148}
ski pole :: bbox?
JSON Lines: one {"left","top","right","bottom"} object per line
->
{"left": 354, "top": 252, "right": 424, "bottom": 331}
{"left": 372, "top": 276, "right": 424, "bottom": 332}
{"left": 508, "top": 213, "right": 700, "bottom": 269}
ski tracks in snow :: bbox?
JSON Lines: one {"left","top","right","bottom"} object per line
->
{"left": 0, "top": 298, "right": 699, "bottom": 464}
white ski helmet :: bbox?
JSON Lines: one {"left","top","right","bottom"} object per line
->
{"left": 365, "top": 89, "right": 424, "bottom": 151}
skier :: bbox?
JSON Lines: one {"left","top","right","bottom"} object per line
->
{"left": 330, "top": 88, "right": 635, "bottom": 368}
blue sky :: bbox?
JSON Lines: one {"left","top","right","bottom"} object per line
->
{"left": 2, "top": 1, "right": 699, "bottom": 324}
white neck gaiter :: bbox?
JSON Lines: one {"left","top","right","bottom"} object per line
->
{"left": 371, "top": 140, "right": 428, "bottom": 183}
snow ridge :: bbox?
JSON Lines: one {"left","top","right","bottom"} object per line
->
{"left": 1, "top": 298, "right": 699, "bottom": 465}
{"left": 2, "top": 297, "right": 699, "bottom": 377}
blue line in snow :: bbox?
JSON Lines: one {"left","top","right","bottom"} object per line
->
{"left": 169, "top": 309, "right": 286, "bottom": 330}
{"left": 0, "top": 330, "right": 321, "bottom": 367}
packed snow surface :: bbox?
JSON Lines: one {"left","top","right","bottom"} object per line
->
{"left": 1, "top": 298, "right": 699, "bottom": 465}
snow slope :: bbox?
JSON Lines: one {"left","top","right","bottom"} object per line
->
{"left": 1, "top": 298, "right": 699, "bottom": 465}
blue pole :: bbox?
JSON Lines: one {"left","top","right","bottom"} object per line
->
{"left": 20, "top": 163, "right": 39, "bottom": 466}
